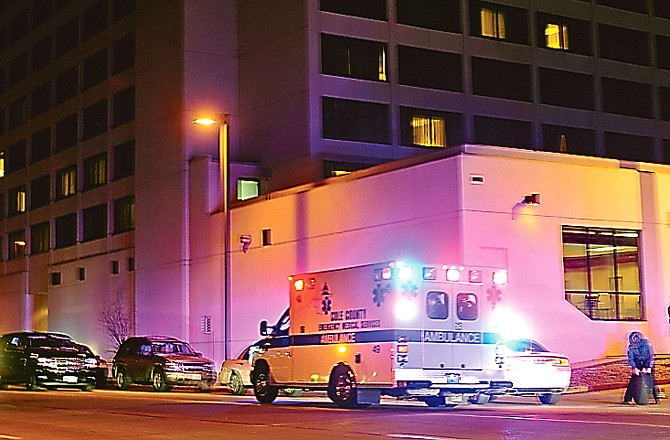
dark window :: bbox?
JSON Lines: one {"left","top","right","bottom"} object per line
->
{"left": 9, "top": 53, "right": 28, "bottom": 86}
{"left": 8, "top": 230, "right": 26, "bottom": 260}
{"left": 113, "top": 140, "right": 135, "bottom": 180}
{"left": 321, "top": 34, "right": 388, "bottom": 82}
{"left": 31, "top": 81, "right": 52, "bottom": 118}
{"left": 82, "top": 99, "right": 107, "bottom": 140}
{"left": 657, "top": 35, "right": 670, "bottom": 70}
{"left": 9, "top": 8, "right": 28, "bottom": 43}
{"left": 51, "top": 272, "right": 62, "bottom": 286}
{"left": 111, "top": 260, "right": 119, "bottom": 274}
{"left": 604, "top": 132, "right": 654, "bottom": 162}
{"left": 322, "top": 97, "right": 390, "bottom": 144}
{"left": 114, "top": 196, "right": 135, "bottom": 233}
{"left": 30, "top": 175, "right": 50, "bottom": 209}
{"left": 664, "top": 139, "right": 670, "bottom": 164}
{"left": 56, "top": 66, "right": 78, "bottom": 104}
{"left": 536, "top": 13, "right": 591, "bottom": 55}
{"left": 400, "top": 107, "right": 463, "bottom": 147}
{"left": 56, "top": 165, "right": 77, "bottom": 199}
{"left": 599, "top": 24, "right": 649, "bottom": 66}
{"left": 32, "top": 1, "right": 53, "bottom": 28}
{"left": 0, "top": 108, "right": 4, "bottom": 134}
{"left": 661, "top": 87, "right": 670, "bottom": 122}
{"left": 470, "top": 1, "right": 528, "bottom": 45}
{"left": 82, "top": 0, "right": 108, "bottom": 41}
{"left": 474, "top": 116, "right": 531, "bottom": 149}
{"left": 262, "top": 229, "right": 272, "bottom": 247}
{"left": 320, "top": 0, "right": 386, "bottom": 20}
{"left": 82, "top": 49, "right": 108, "bottom": 90}
{"left": 472, "top": 57, "right": 531, "bottom": 102}
{"left": 31, "top": 128, "right": 51, "bottom": 163}
{"left": 0, "top": 193, "right": 4, "bottom": 219}
{"left": 31, "top": 37, "right": 52, "bottom": 73}
{"left": 542, "top": 124, "right": 596, "bottom": 156}
{"left": 113, "top": 86, "right": 135, "bottom": 127}
{"left": 113, "top": 32, "right": 135, "bottom": 74}
{"left": 539, "top": 68, "right": 594, "bottom": 110}
{"left": 55, "top": 18, "right": 78, "bottom": 58}
{"left": 113, "top": 0, "right": 135, "bottom": 22}
{"left": 83, "top": 203, "right": 107, "bottom": 241}
{"left": 656, "top": 0, "right": 670, "bottom": 19}
{"left": 56, "top": 0, "right": 76, "bottom": 12}
{"left": 128, "top": 257, "right": 135, "bottom": 272}
{"left": 31, "top": 222, "right": 50, "bottom": 254}
{"left": 55, "top": 114, "right": 78, "bottom": 152}
{"left": 0, "top": 67, "right": 5, "bottom": 95}
{"left": 77, "top": 267, "right": 85, "bottom": 281}
{"left": 563, "top": 226, "right": 642, "bottom": 321}
{"left": 456, "top": 292, "right": 478, "bottom": 321}
{"left": 84, "top": 153, "right": 107, "bottom": 190}
{"left": 9, "top": 96, "right": 28, "bottom": 129}
{"left": 8, "top": 185, "right": 26, "bottom": 217}
{"left": 598, "top": 0, "right": 647, "bottom": 14}
{"left": 7, "top": 141, "right": 27, "bottom": 174}
{"left": 397, "top": 45, "right": 462, "bottom": 91}
{"left": 55, "top": 213, "right": 77, "bottom": 248}
{"left": 396, "top": 0, "right": 459, "bottom": 32}
{"left": 427, "top": 291, "right": 448, "bottom": 319}
{"left": 601, "top": 77, "right": 652, "bottom": 118}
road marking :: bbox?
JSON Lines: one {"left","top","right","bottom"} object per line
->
{"left": 0, "top": 435, "right": 22, "bottom": 440}
{"left": 388, "top": 434, "right": 467, "bottom": 440}
{"left": 443, "top": 412, "right": 670, "bottom": 429}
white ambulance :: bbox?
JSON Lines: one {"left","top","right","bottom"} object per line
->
{"left": 251, "top": 260, "right": 566, "bottom": 408}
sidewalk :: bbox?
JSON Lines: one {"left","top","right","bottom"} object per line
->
{"left": 567, "top": 354, "right": 670, "bottom": 393}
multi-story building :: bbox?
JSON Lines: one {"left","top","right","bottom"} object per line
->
{"left": 1, "top": 0, "right": 669, "bottom": 361}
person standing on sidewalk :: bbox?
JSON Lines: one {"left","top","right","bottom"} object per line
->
{"left": 623, "top": 331, "right": 660, "bottom": 404}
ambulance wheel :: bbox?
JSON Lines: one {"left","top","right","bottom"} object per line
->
{"left": 421, "top": 396, "right": 445, "bottom": 407}
{"left": 328, "top": 366, "right": 358, "bottom": 408}
{"left": 538, "top": 393, "right": 561, "bottom": 405}
{"left": 253, "top": 363, "right": 278, "bottom": 404}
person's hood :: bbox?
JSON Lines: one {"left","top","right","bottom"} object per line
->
{"left": 629, "top": 331, "right": 644, "bottom": 345}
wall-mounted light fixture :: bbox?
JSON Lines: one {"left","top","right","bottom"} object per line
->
{"left": 240, "top": 234, "right": 252, "bottom": 253}
{"left": 523, "top": 193, "right": 540, "bottom": 205}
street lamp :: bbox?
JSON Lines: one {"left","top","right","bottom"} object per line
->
{"left": 193, "top": 113, "right": 231, "bottom": 359}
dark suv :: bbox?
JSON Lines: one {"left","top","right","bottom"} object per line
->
{"left": 0, "top": 332, "right": 98, "bottom": 391}
{"left": 112, "top": 336, "right": 216, "bottom": 392}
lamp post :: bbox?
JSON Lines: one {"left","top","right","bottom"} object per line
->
{"left": 193, "top": 114, "right": 231, "bottom": 359}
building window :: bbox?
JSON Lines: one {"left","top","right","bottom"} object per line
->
{"left": 237, "top": 179, "right": 259, "bottom": 201}
{"left": 82, "top": 99, "right": 107, "bottom": 139}
{"left": 324, "top": 161, "right": 371, "bottom": 178}
{"left": 10, "top": 52, "right": 28, "bottom": 86}
{"left": 8, "top": 185, "right": 26, "bottom": 217}
{"left": 8, "top": 230, "right": 26, "bottom": 260}
{"left": 113, "top": 141, "right": 135, "bottom": 180}
{"left": 114, "top": 196, "right": 135, "bottom": 233}
{"left": 321, "top": 34, "right": 388, "bottom": 82}
{"left": 7, "top": 141, "right": 27, "bottom": 174}
{"left": 262, "top": 229, "right": 272, "bottom": 247}
{"left": 55, "top": 114, "right": 78, "bottom": 152}
{"left": 112, "top": 32, "right": 135, "bottom": 74}
{"left": 31, "top": 222, "right": 50, "bottom": 254}
{"left": 544, "top": 23, "right": 568, "bottom": 50}
{"left": 30, "top": 175, "right": 50, "bottom": 209}
{"left": 56, "top": 66, "right": 78, "bottom": 104}
{"left": 56, "top": 165, "right": 77, "bottom": 199}
{"left": 77, "top": 267, "right": 86, "bottom": 281}
{"left": 51, "top": 272, "right": 62, "bottom": 286}
{"left": 112, "top": 86, "right": 135, "bottom": 127}
{"left": 661, "top": 87, "right": 670, "bottom": 122}
{"left": 322, "top": 97, "right": 390, "bottom": 144}
{"left": 542, "top": 124, "right": 596, "bottom": 156}
{"left": 396, "top": 0, "right": 460, "bottom": 33}
{"left": 658, "top": 35, "right": 670, "bottom": 70}
{"left": 471, "top": 1, "right": 527, "bottom": 44}
{"left": 604, "top": 132, "right": 654, "bottom": 162}
{"left": 320, "top": 0, "right": 387, "bottom": 20}
{"left": 474, "top": 116, "right": 531, "bottom": 150}
{"left": 539, "top": 68, "right": 594, "bottom": 111}
{"left": 599, "top": 24, "right": 649, "bottom": 66}
{"left": 128, "top": 257, "right": 135, "bottom": 272}
{"left": 82, "top": 48, "right": 108, "bottom": 91}
{"left": 111, "top": 260, "right": 119, "bottom": 274}
{"left": 31, "top": 81, "right": 51, "bottom": 118}
{"left": 9, "top": 96, "right": 28, "bottom": 129}
{"left": 55, "top": 213, "right": 77, "bottom": 248}
{"left": 598, "top": 0, "right": 647, "bottom": 14}
{"left": 601, "top": 77, "right": 652, "bottom": 119}
{"left": 84, "top": 153, "right": 107, "bottom": 190}
{"left": 55, "top": 18, "right": 78, "bottom": 58}
{"left": 31, "top": 36, "right": 52, "bottom": 73}
{"left": 397, "top": 45, "right": 462, "bottom": 92}
{"left": 563, "top": 226, "right": 642, "bottom": 321}
{"left": 480, "top": 6, "right": 505, "bottom": 39}
{"left": 471, "top": 57, "right": 531, "bottom": 102}
{"left": 83, "top": 203, "right": 107, "bottom": 241}
{"left": 657, "top": 0, "right": 670, "bottom": 19}
{"left": 410, "top": 115, "right": 446, "bottom": 147}
{"left": 0, "top": 151, "right": 4, "bottom": 178}
{"left": 113, "top": 0, "right": 136, "bottom": 21}
{"left": 82, "top": 0, "right": 108, "bottom": 41}
{"left": 0, "top": 192, "right": 4, "bottom": 219}
{"left": 31, "top": 128, "right": 51, "bottom": 163}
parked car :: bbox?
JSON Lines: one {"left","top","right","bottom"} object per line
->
{"left": 112, "top": 335, "right": 216, "bottom": 392}
{"left": 0, "top": 332, "right": 98, "bottom": 391}
{"left": 76, "top": 343, "right": 110, "bottom": 388}
{"left": 219, "top": 343, "right": 302, "bottom": 397}
{"left": 472, "top": 338, "right": 571, "bottom": 405}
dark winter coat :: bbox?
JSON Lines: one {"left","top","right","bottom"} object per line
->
{"left": 627, "top": 331, "right": 655, "bottom": 369}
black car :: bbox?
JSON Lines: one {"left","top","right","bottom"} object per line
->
{"left": 0, "top": 332, "right": 98, "bottom": 391}
{"left": 112, "top": 335, "right": 216, "bottom": 392}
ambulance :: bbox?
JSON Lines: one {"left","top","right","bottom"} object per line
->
{"left": 251, "top": 260, "right": 565, "bottom": 408}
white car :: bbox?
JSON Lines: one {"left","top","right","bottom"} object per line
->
{"left": 218, "top": 344, "right": 302, "bottom": 397}
{"left": 472, "top": 339, "right": 571, "bottom": 405}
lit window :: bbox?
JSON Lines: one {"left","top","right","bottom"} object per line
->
{"left": 8, "top": 186, "right": 26, "bottom": 216}
{"left": 0, "top": 151, "right": 4, "bottom": 178}
{"left": 378, "top": 46, "right": 387, "bottom": 81}
{"left": 114, "top": 196, "right": 135, "bottom": 233}
{"left": 84, "top": 153, "right": 107, "bottom": 190}
{"left": 545, "top": 23, "right": 569, "bottom": 50}
{"left": 411, "top": 115, "right": 446, "bottom": 147}
{"left": 31, "top": 222, "right": 50, "bottom": 254}
{"left": 57, "top": 165, "right": 77, "bottom": 199}
{"left": 237, "top": 179, "right": 259, "bottom": 201}
{"left": 481, "top": 7, "right": 505, "bottom": 39}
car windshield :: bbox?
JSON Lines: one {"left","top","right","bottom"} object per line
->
{"left": 151, "top": 341, "right": 196, "bottom": 355}
{"left": 504, "top": 339, "right": 549, "bottom": 353}
{"left": 28, "top": 335, "right": 76, "bottom": 350}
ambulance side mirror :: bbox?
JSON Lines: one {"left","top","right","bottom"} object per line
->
{"left": 260, "top": 320, "right": 269, "bottom": 336}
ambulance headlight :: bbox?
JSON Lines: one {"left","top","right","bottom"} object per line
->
{"left": 395, "top": 298, "right": 417, "bottom": 320}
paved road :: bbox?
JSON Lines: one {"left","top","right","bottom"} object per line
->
{"left": 1, "top": 387, "right": 669, "bottom": 440}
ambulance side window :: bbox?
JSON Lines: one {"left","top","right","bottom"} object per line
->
{"left": 456, "top": 292, "right": 478, "bottom": 321}
{"left": 426, "top": 291, "right": 448, "bottom": 319}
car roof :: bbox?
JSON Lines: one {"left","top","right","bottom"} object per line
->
{"left": 127, "top": 335, "right": 187, "bottom": 343}
{"left": 1, "top": 331, "right": 74, "bottom": 340}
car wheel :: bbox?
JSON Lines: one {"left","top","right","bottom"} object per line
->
{"left": 420, "top": 396, "right": 445, "bottom": 407}
{"left": 282, "top": 388, "right": 303, "bottom": 397}
{"left": 151, "top": 368, "right": 169, "bottom": 392}
{"left": 0, "top": 381, "right": 9, "bottom": 390}
{"left": 115, "top": 367, "right": 130, "bottom": 390}
{"left": 228, "top": 372, "right": 245, "bottom": 395}
{"left": 26, "top": 371, "right": 39, "bottom": 391}
{"left": 81, "top": 383, "right": 95, "bottom": 392}
{"left": 328, "top": 365, "right": 358, "bottom": 408}
{"left": 253, "top": 363, "right": 278, "bottom": 404}
{"left": 538, "top": 393, "right": 561, "bottom": 405}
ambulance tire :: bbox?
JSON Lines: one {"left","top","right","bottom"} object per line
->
{"left": 253, "top": 363, "right": 278, "bottom": 404}
{"left": 538, "top": 393, "right": 561, "bottom": 405}
{"left": 421, "top": 396, "right": 445, "bottom": 407}
{"left": 328, "top": 365, "right": 358, "bottom": 408}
